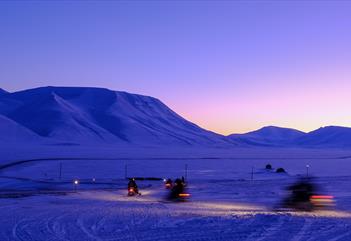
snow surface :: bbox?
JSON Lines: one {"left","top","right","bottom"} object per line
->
{"left": 0, "top": 148, "right": 351, "bottom": 240}
{"left": 1, "top": 161, "right": 351, "bottom": 240}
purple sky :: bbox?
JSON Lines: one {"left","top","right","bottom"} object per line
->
{"left": 1, "top": 1, "right": 351, "bottom": 135}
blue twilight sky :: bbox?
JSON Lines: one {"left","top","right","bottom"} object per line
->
{"left": 1, "top": 1, "right": 351, "bottom": 134}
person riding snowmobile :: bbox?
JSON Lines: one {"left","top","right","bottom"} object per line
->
{"left": 168, "top": 178, "right": 189, "bottom": 201}
{"left": 288, "top": 179, "right": 315, "bottom": 203}
{"left": 279, "top": 177, "right": 329, "bottom": 211}
{"left": 128, "top": 178, "right": 140, "bottom": 196}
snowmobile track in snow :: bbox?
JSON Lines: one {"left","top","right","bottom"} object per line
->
{"left": 2, "top": 191, "right": 351, "bottom": 241}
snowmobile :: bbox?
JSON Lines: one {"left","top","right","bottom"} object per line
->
{"left": 164, "top": 178, "right": 173, "bottom": 189}
{"left": 127, "top": 178, "right": 140, "bottom": 196}
{"left": 168, "top": 178, "right": 190, "bottom": 201}
{"left": 279, "top": 193, "right": 334, "bottom": 211}
{"left": 277, "top": 178, "right": 334, "bottom": 211}
{"left": 128, "top": 186, "right": 138, "bottom": 196}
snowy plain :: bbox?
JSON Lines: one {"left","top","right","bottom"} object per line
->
{"left": 1, "top": 145, "right": 351, "bottom": 241}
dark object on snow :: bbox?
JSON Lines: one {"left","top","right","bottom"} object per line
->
{"left": 278, "top": 178, "right": 334, "bottom": 211}
{"left": 265, "top": 164, "right": 272, "bottom": 170}
{"left": 128, "top": 178, "right": 140, "bottom": 196}
{"left": 276, "top": 167, "right": 286, "bottom": 173}
{"left": 168, "top": 178, "right": 190, "bottom": 201}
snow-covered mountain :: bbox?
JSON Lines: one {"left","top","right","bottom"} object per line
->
{"left": 0, "top": 114, "right": 41, "bottom": 143}
{"left": 0, "top": 88, "right": 8, "bottom": 96}
{"left": 229, "top": 125, "right": 351, "bottom": 148}
{"left": 1, "top": 86, "right": 351, "bottom": 149}
{"left": 295, "top": 126, "right": 351, "bottom": 148}
{"left": 228, "top": 126, "right": 305, "bottom": 147}
{"left": 0, "top": 86, "right": 235, "bottom": 147}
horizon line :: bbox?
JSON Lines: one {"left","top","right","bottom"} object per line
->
{"left": 1, "top": 85, "right": 351, "bottom": 136}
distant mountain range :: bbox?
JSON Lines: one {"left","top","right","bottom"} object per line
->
{"left": 229, "top": 126, "right": 351, "bottom": 148}
{"left": 0, "top": 86, "right": 350, "bottom": 148}
{"left": 228, "top": 126, "right": 306, "bottom": 147}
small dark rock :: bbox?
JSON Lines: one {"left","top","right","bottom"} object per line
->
{"left": 276, "top": 167, "right": 286, "bottom": 173}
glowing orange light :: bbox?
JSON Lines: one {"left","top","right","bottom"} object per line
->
{"left": 179, "top": 193, "right": 190, "bottom": 197}
{"left": 311, "top": 195, "right": 334, "bottom": 199}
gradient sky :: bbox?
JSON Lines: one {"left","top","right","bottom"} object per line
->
{"left": 1, "top": 1, "right": 351, "bottom": 135}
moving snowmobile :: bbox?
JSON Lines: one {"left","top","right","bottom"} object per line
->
{"left": 168, "top": 178, "right": 190, "bottom": 201}
{"left": 164, "top": 178, "right": 173, "bottom": 189}
{"left": 127, "top": 178, "right": 140, "bottom": 196}
{"left": 277, "top": 178, "right": 334, "bottom": 211}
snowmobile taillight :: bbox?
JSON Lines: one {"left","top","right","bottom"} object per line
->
{"left": 310, "top": 195, "right": 334, "bottom": 206}
{"left": 179, "top": 193, "right": 190, "bottom": 197}
{"left": 310, "top": 195, "right": 334, "bottom": 200}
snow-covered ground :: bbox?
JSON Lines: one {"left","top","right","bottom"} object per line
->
{"left": 1, "top": 151, "right": 351, "bottom": 241}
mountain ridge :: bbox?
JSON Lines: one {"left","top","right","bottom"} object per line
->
{"left": 0, "top": 88, "right": 8, "bottom": 95}
{"left": 0, "top": 86, "right": 350, "bottom": 148}
{"left": 228, "top": 126, "right": 306, "bottom": 147}
{"left": 230, "top": 125, "right": 351, "bottom": 148}
{"left": 0, "top": 86, "right": 236, "bottom": 147}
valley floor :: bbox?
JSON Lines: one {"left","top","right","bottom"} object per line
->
{"left": 1, "top": 150, "right": 351, "bottom": 241}
{"left": 1, "top": 176, "right": 351, "bottom": 241}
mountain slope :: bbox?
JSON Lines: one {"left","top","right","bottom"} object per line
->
{"left": 0, "top": 114, "right": 41, "bottom": 143}
{"left": 1, "top": 86, "right": 351, "bottom": 149}
{"left": 0, "top": 88, "right": 8, "bottom": 96}
{"left": 295, "top": 126, "right": 351, "bottom": 148}
{"left": 0, "top": 86, "right": 236, "bottom": 146}
{"left": 228, "top": 126, "right": 305, "bottom": 146}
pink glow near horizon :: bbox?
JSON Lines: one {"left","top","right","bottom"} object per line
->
{"left": 172, "top": 72, "right": 351, "bottom": 135}
{"left": 1, "top": 1, "right": 351, "bottom": 135}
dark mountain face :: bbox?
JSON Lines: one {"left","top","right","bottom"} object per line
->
{"left": 0, "top": 86, "right": 236, "bottom": 146}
